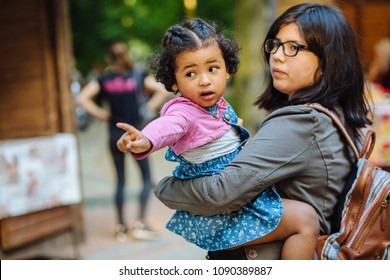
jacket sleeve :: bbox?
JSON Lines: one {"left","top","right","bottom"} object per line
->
{"left": 154, "top": 106, "right": 317, "bottom": 216}
{"left": 131, "top": 102, "right": 193, "bottom": 159}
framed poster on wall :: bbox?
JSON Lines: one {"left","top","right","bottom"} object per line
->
{"left": 0, "top": 133, "right": 82, "bottom": 219}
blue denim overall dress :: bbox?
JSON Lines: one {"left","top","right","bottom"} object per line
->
{"left": 164, "top": 104, "right": 283, "bottom": 251}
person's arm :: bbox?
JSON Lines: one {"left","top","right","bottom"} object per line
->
{"left": 141, "top": 76, "right": 173, "bottom": 121}
{"left": 77, "top": 80, "right": 110, "bottom": 121}
{"left": 117, "top": 100, "right": 194, "bottom": 158}
{"left": 155, "top": 107, "right": 316, "bottom": 216}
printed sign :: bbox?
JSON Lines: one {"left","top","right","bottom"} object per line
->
{"left": 0, "top": 134, "right": 82, "bottom": 218}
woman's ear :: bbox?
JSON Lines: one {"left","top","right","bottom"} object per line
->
{"left": 172, "top": 84, "right": 178, "bottom": 92}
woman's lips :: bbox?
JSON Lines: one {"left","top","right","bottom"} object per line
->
{"left": 272, "top": 67, "right": 286, "bottom": 77}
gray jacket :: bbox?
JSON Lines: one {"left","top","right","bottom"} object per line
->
{"left": 155, "top": 105, "right": 354, "bottom": 258}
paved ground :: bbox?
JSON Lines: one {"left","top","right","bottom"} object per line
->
{"left": 76, "top": 119, "right": 206, "bottom": 260}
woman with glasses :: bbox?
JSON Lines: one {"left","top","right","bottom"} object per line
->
{"left": 123, "top": 3, "right": 372, "bottom": 259}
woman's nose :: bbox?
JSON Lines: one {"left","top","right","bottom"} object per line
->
{"left": 272, "top": 46, "right": 285, "bottom": 61}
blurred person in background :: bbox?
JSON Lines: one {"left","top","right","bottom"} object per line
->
{"left": 77, "top": 41, "right": 171, "bottom": 241}
{"left": 367, "top": 37, "right": 390, "bottom": 94}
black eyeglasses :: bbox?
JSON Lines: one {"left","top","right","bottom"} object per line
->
{"left": 265, "top": 39, "right": 309, "bottom": 57}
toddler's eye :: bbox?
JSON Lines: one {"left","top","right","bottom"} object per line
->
{"left": 209, "top": 67, "right": 218, "bottom": 72}
{"left": 186, "top": 72, "right": 195, "bottom": 77}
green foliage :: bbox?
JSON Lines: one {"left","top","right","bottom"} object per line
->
{"left": 197, "top": 0, "right": 234, "bottom": 29}
{"left": 69, "top": 0, "right": 234, "bottom": 75}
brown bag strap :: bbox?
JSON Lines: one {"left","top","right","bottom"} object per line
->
{"left": 358, "top": 129, "right": 376, "bottom": 159}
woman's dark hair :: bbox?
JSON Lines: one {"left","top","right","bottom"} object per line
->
{"left": 107, "top": 41, "right": 134, "bottom": 71}
{"left": 254, "top": 3, "right": 371, "bottom": 128}
{"left": 150, "top": 18, "right": 240, "bottom": 92}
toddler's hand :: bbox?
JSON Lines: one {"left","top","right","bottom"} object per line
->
{"left": 116, "top": 123, "right": 152, "bottom": 154}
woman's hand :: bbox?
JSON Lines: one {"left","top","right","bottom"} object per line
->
{"left": 77, "top": 80, "right": 110, "bottom": 122}
{"left": 116, "top": 122, "right": 152, "bottom": 154}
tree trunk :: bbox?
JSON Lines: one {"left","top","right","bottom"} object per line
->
{"left": 233, "top": 0, "right": 274, "bottom": 133}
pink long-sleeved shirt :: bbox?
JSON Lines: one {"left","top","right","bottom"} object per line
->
{"left": 132, "top": 97, "right": 232, "bottom": 159}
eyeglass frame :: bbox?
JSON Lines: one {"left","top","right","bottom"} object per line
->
{"left": 264, "top": 39, "right": 310, "bottom": 57}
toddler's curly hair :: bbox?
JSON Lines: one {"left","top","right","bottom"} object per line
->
{"left": 150, "top": 18, "right": 240, "bottom": 92}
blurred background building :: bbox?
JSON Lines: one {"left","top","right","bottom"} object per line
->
{"left": 1, "top": 0, "right": 389, "bottom": 259}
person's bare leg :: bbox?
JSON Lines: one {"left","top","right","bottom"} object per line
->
{"left": 278, "top": 199, "right": 319, "bottom": 259}
{"left": 236, "top": 199, "right": 319, "bottom": 260}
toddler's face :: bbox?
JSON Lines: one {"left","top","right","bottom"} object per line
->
{"left": 172, "top": 44, "right": 230, "bottom": 108}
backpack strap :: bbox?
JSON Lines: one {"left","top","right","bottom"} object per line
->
{"left": 358, "top": 129, "right": 376, "bottom": 159}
